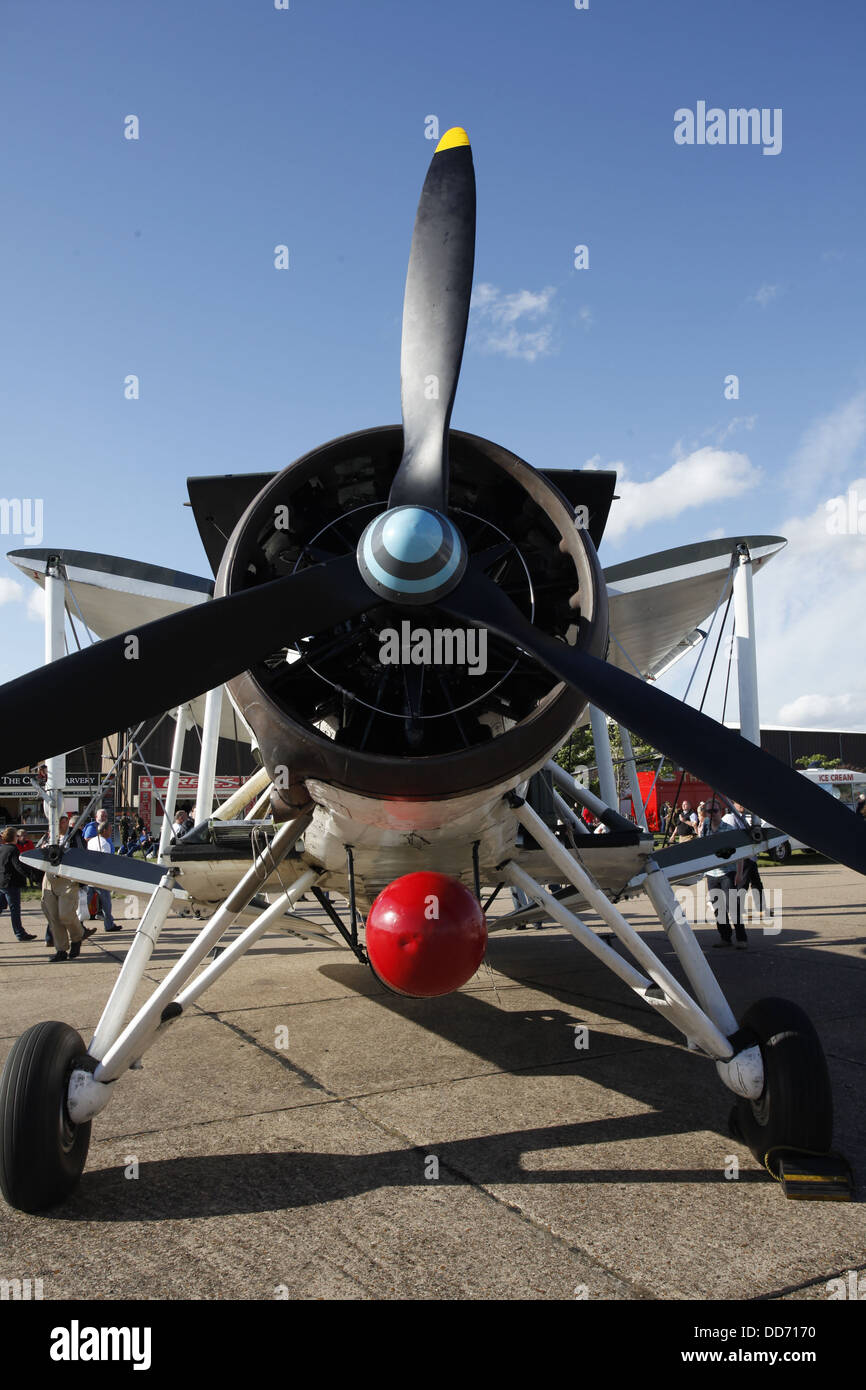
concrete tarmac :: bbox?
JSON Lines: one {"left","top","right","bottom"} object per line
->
{"left": 1, "top": 859, "right": 864, "bottom": 1301}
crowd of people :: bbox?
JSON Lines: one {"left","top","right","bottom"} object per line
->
{"left": 504, "top": 771, "right": 787, "bottom": 949}
{"left": 0, "top": 804, "right": 195, "bottom": 961}
{"left": 658, "top": 795, "right": 772, "bottom": 947}
{"left": 117, "top": 812, "right": 159, "bottom": 859}
{"left": 2, "top": 782, "right": 862, "bottom": 956}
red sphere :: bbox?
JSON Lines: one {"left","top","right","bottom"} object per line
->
{"left": 366, "top": 871, "right": 487, "bottom": 998}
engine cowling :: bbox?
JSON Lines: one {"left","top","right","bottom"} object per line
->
{"left": 214, "top": 425, "right": 608, "bottom": 808}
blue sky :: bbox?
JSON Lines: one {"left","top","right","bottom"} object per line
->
{"left": 2, "top": 0, "right": 865, "bottom": 727}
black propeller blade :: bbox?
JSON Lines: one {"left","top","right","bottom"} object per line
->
{"left": 0, "top": 555, "right": 374, "bottom": 774}
{"left": 443, "top": 566, "right": 866, "bottom": 877}
{"left": 389, "top": 127, "right": 476, "bottom": 513}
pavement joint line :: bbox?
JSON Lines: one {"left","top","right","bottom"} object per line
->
{"left": 200, "top": 1011, "right": 340, "bottom": 1100}
{"left": 826, "top": 1051, "right": 866, "bottom": 1069}
{"left": 88, "top": 1096, "right": 347, "bottom": 1142}
{"left": 77, "top": 1020, "right": 671, "bottom": 1235}
{"left": 349, "top": 1122, "right": 658, "bottom": 1300}
{"left": 756, "top": 1258, "right": 866, "bottom": 1302}
{"left": 202, "top": 999, "right": 662, "bottom": 1093}
{"left": 190, "top": 981, "right": 530, "bottom": 1018}
{"left": 81, "top": 1040, "right": 672, "bottom": 1147}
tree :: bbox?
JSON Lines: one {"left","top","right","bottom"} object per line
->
{"left": 554, "top": 726, "right": 595, "bottom": 781}
{"left": 553, "top": 720, "right": 675, "bottom": 799}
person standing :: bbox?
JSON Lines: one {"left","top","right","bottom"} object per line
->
{"left": 15, "top": 827, "right": 41, "bottom": 888}
{"left": 42, "top": 867, "right": 92, "bottom": 961}
{"left": 700, "top": 800, "right": 747, "bottom": 948}
{"left": 0, "top": 827, "right": 36, "bottom": 941}
{"left": 38, "top": 813, "right": 67, "bottom": 945}
{"left": 723, "top": 801, "right": 773, "bottom": 919}
{"left": 80, "top": 807, "right": 109, "bottom": 921}
{"left": 87, "top": 821, "right": 120, "bottom": 931}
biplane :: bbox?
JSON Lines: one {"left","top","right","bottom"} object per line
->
{"left": 1, "top": 129, "right": 861, "bottom": 1212}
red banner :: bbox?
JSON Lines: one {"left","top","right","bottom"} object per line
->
{"left": 630, "top": 771, "right": 728, "bottom": 832}
{"left": 138, "top": 775, "right": 246, "bottom": 829}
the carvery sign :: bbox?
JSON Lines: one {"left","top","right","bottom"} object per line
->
{"left": 0, "top": 774, "right": 100, "bottom": 795}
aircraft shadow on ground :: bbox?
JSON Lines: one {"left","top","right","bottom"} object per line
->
{"left": 50, "top": 1111, "right": 770, "bottom": 1224}
{"left": 37, "top": 924, "right": 862, "bottom": 1222}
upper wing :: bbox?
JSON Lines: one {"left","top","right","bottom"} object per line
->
{"left": 9, "top": 547, "right": 213, "bottom": 634}
{"left": 604, "top": 534, "right": 786, "bottom": 681}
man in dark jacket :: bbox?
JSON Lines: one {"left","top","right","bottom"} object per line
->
{"left": 0, "top": 827, "right": 36, "bottom": 941}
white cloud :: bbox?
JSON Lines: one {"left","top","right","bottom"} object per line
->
{"left": 714, "top": 414, "right": 757, "bottom": 444}
{"left": 753, "top": 475, "right": 866, "bottom": 730}
{"left": 790, "top": 390, "right": 866, "bottom": 494}
{"left": 0, "top": 578, "right": 23, "bottom": 606}
{"left": 601, "top": 447, "right": 760, "bottom": 542}
{"left": 469, "top": 283, "right": 557, "bottom": 361}
{"left": 578, "top": 305, "right": 594, "bottom": 330}
{"left": 748, "top": 283, "right": 780, "bottom": 308}
{"left": 777, "top": 693, "right": 864, "bottom": 726}
{"left": 27, "top": 587, "right": 45, "bottom": 622}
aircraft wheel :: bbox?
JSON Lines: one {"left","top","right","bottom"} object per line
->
{"left": 0, "top": 1021, "right": 91, "bottom": 1212}
{"left": 731, "top": 997, "right": 832, "bottom": 1173}
{"left": 769, "top": 841, "right": 791, "bottom": 863}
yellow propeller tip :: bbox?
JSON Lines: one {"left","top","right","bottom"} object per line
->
{"left": 435, "top": 127, "right": 470, "bottom": 153}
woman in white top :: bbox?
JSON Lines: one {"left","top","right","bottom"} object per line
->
{"left": 86, "top": 823, "right": 119, "bottom": 930}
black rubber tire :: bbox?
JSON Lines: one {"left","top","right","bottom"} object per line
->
{"left": 0, "top": 1021, "right": 91, "bottom": 1212}
{"left": 732, "top": 997, "right": 832, "bottom": 1173}
{"left": 770, "top": 841, "right": 792, "bottom": 863}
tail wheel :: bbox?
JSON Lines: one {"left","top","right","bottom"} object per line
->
{"left": 731, "top": 997, "right": 832, "bottom": 1173}
{"left": 0, "top": 1021, "right": 91, "bottom": 1212}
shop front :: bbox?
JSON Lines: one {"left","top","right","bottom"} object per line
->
{"left": 0, "top": 773, "right": 102, "bottom": 831}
